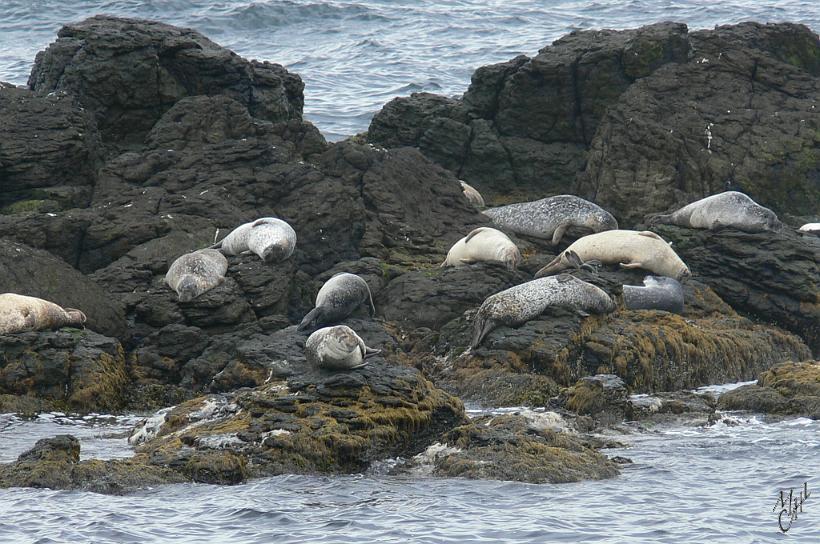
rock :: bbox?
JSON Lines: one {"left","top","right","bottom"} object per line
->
{"left": 565, "top": 374, "right": 631, "bottom": 423}
{"left": 0, "top": 329, "right": 128, "bottom": 413}
{"left": 718, "top": 360, "right": 820, "bottom": 418}
{"left": 29, "top": 15, "right": 303, "bottom": 147}
{"left": 652, "top": 225, "right": 820, "bottom": 355}
{"left": 16, "top": 435, "right": 80, "bottom": 464}
{"left": 0, "top": 86, "right": 101, "bottom": 211}
{"left": 0, "top": 240, "right": 126, "bottom": 338}
{"left": 421, "top": 414, "right": 619, "bottom": 484}
{"left": 367, "top": 22, "right": 818, "bottom": 227}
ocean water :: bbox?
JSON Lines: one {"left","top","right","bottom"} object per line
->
{"left": 0, "top": 0, "right": 817, "bottom": 140}
{"left": 1, "top": 408, "right": 819, "bottom": 543}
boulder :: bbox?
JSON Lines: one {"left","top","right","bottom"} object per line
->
{"left": 29, "top": 16, "right": 303, "bottom": 147}
{"left": 718, "top": 360, "right": 820, "bottom": 418}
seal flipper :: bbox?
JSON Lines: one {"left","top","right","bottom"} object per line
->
{"left": 460, "top": 258, "right": 477, "bottom": 264}
{"left": 551, "top": 223, "right": 569, "bottom": 246}
{"left": 363, "top": 346, "right": 381, "bottom": 359}
{"left": 619, "top": 262, "right": 644, "bottom": 270}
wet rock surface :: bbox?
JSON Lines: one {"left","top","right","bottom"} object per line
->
{"left": 719, "top": 361, "right": 820, "bottom": 418}
{"left": 0, "top": 17, "right": 816, "bottom": 490}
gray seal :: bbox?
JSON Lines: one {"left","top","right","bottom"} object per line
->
{"left": 483, "top": 195, "right": 618, "bottom": 246}
{"left": 298, "top": 273, "right": 376, "bottom": 331}
{"left": 471, "top": 274, "right": 615, "bottom": 348}
{"left": 305, "top": 325, "right": 381, "bottom": 370}
{"left": 0, "top": 293, "right": 86, "bottom": 334}
{"left": 649, "top": 191, "right": 782, "bottom": 232}
{"left": 623, "top": 276, "right": 685, "bottom": 314}
{"left": 213, "top": 217, "right": 297, "bottom": 262}
{"left": 165, "top": 249, "right": 228, "bottom": 302}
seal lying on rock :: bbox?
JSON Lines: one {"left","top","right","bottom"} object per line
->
{"left": 298, "top": 273, "right": 376, "bottom": 331}
{"left": 623, "top": 276, "right": 685, "bottom": 314}
{"left": 459, "top": 180, "right": 485, "bottom": 208}
{"left": 213, "top": 217, "right": 297, "bottom": 262}
{"left": 649, "top": 191, "right": 782, "bottom": 232}
{"left": 305, "top": 325, "right": 381, "bottom": 370}
{"left": 535, "top": 230, "right": 691, "bottom": 281}
{"left": 440, "top": 227, "right": 522, "bottom": 270}
{"left": 165, "top": 249, "right": 228, "bottom": 302}
{"left": 471, "top": 274, "right": 615, "bottom": 348}
{"left": 0, "top": 293, "right": 86, "bottom": 334}
{"left": 799, "top": 223, "right": 820, "bottom": 234}
{"left": 483, "top": 195, "right": 618, "bottom": 246}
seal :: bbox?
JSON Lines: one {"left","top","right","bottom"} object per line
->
{"left": 471, "top": 274, "right": 615, "bottom": 348}
{"left": 440, "top": 227, "right": 522, "bottom": 270}
{"left": 213, "top": 217, "right": 297, "bottom": 262}
{"left": 0, "top": 293, "right": 87, "bottom": 334}
{"left": 483, "top": 195, "right": 618, "bottom": 246}
{"left": 298, "top": 273, "right": 376, "bottom": 331}
{"left": 622, "top": 275, "right": 685, "bottom": 314}
{"left": 459, "top": 180, "right": 485, "bottom": 208}
{"left": 305, "top": 325, "right": 381, "bottom": 370}
{"left": 535, "top": 230, "right": 691, "bottom": 281}
{"left": 799, "top": 223, "right": 819, "bottom": 234}
{"left": 649, "top": 191, "right": 782, "bottom": 232}
{"left": 165, "top": 248, "right": 229, "bottom": 302}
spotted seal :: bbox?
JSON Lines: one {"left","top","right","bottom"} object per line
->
{"left": 305, "top": 325, "right": 381, "bottom": 370}
{"left": 649, "top": 191, "right": 782, "bottom": 232}
{"left": 535, "top": 230, "right": 691, "bottom": 281}
{"left": 440, "top": 227, "right": 522, "bottom": 270}
{"left": 623, "top": 275, "right": 685, "bottom": 314}
{"left": 471, "top": 274, "right": 615, "bottom": 348}
{"left": 298, "top": 273, "right": 376, "bottom": 331}
{"left": 459, "top": 180, "right": 485, "bottom": 208}
{"left": 0, "top": 293, "right": 86, "bottom": 334}
{"left": 213, "top": 217, "right": 297, "bottom": 262}
{"left": 483, "top": 195, "right": 618, "bottom": 246}
{"left": 165, "top": 249, "right": 228, "bottom": 302}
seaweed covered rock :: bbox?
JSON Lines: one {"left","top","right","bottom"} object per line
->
{"left": 0, "top": 330, "right": 128, "bottom": 413}
{"left": 652, "top": 225, "right": 820, "bottom": 355}
{"left": 29, "top": 15, "right": 304, "bottom": 147}
{"left": 718, "top": 361, "right": 820, "bottom": 418}
{"left": 418, "top": 413, "right": 619, "bottom": 483}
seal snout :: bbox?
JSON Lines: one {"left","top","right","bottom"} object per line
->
{"left": 176, "top": 276, "right": 200, "bottom": 302}
{"left": 262, "top": 242, "right": 290, "bottom": 263}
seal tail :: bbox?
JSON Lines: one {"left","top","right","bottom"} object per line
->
{"left": 470, "top": 317, "right": 494, "bottom": 349}
{"left": 297, "top": 307, "right": 322, "bottom": 332}
{"left": 363, "top": 346, "right": 381, "bottom": 359}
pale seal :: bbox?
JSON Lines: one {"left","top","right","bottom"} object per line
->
{"left": 0, "top": 293, "right": 86, "bottom": 334}
{"left": 440, "top": 227, "right": 522, "bottom": 270}
{"left": 471, "top": 274, "right": 615, "bottom": 348}
{"left": 298, "top": 273, "right": 376, "bottom": 331}
{"left": 799, "top": 223, "right": 820, "bottom": 234}
{"left": 459, "top": 180, "right": 485, "bottom": 208}
{"left": 165, "top": 249, "right": 228, "bottom": 302}
{"left": 213, "top": 217, "right": 297, "bottom": 262}
{"left": 622, "top": 276, "right": 685, "bottom": 314}
{"left": 305, "top": 325, "right": 381, "bottom": 370}
{"left": 483, "top": 195, "right": 618, "bottom": 246}
{"left": 535, "top": 230, "right": 691, "bottom": 281}
{"left": 649, "top": 191, "right": 782, "bottom": 232}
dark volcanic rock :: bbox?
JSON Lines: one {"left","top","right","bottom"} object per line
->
{"left": 367, "top": 22, "right": 818, "bottom": 227}
{"left": 0, "top": 85, "right": 100, "bottom": 211}
{"left": 29, "top": 15, "right": 303, "bottom": 147}
{"left": 718, "top": 360, "right": 820, "bottom": 418}
{"left": 653, "top": 224, "right": 820, "bottom": 355}
{"left": 0, "top": 330, "right": 128, "bottom": 412}
{"left": 0, "top": 240, "right": 125, "bottom": 338}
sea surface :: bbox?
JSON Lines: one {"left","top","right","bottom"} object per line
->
{"left": 0, "top": 0, "right": 818, "bottom": 140}
{"left": 1, "top": 399, "right": 819, "bottom": 543}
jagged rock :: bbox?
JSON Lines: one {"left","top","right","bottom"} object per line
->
{"left": 367, "top": 22, "right": 819, "bottom": 227}
{"left": 0, "top": 329, "right": 128, "bottom": 413}
{"left": 0, "top": 86, "right": 101, "bottom": 211}
{"left": 0, "top": 240, "right": 125, "bottom": 338}
{"left": 29, "top": 15, "right": 304, "bottom": 147}
{"left": 652, "top": 225, "right": 820, "bottom": 355}
{"left": 718, "top": 360, "right": 820, "bottom": 418}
